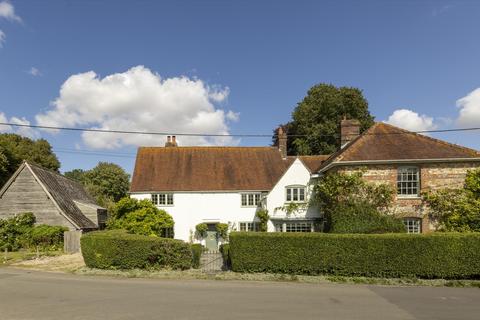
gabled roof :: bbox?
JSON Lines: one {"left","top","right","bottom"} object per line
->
{"left": 318, "top": 122, "right": 480, "bottom": 172}
{"left": 297, "top": 155, "right": 331, "bottom": 173}
{"left": 131, "top": 146, "right": 320, "bottom": 192}
{"left": 0, "top": 162, "right": 100, "bottom": 229}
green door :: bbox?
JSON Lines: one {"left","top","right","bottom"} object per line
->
{"left": 205, "top": 230, "right": 218, "bottom": 251}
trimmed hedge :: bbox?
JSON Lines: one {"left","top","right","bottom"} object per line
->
{"left": 229, "top": 232, "right": 480, "bottom": 279}
{"left": 81, "top": 230, "right": 192, "bottom": 270}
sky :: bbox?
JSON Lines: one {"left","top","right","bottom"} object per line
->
{"left": 1, "top": 0, "right": 480, "bottom": 174}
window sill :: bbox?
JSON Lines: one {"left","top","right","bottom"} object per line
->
{"left": 396, "top": 196, "right": 421, "bottom": 200}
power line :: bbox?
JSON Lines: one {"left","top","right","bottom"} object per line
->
{"left": 1, "top": 121, "right": 480, "bottom": 138}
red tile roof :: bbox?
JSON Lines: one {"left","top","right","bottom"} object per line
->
{"left": 319, "top": 122, "right": 480, "bottom": 171}
{"left": 130, "top": 147, "right": 300, "bottom": 192}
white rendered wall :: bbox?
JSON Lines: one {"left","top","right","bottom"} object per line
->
{"left": 130, "top": 192, "right": 260, "bottom": 242}
{"left": 265, "top": 158, "right": 320, "bottom": 231}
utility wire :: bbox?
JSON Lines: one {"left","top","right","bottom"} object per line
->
{"left": 1, "top": 122, "right": 480, "bottom": 138}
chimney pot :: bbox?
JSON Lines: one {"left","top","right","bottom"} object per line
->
{"left": 340, "top": 119, "right": 360, "bottom": 148}
{"left": 171, "top": 136, "right": 177, "bottom": 147}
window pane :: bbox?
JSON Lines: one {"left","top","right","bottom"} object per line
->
{"left": 241, "top": 194, "right": 247, "bottom": 206}
{"left": 159, "top": 194, "right": 166, "bottom": 205}
{"left": 239, "top": 223, "right": 246, "bottom": 231}
{"left": 397, "top": 167, "right": 419, "bottom": 196}
{"left": 254, "top": 194, "right": 260, "bottom": 206}
{"left": 167, "top": 194, "right": 173, "bottom": 205}
{"left": 248, "top": 194, "right": 254, "bottom": 206}
{"left": 293, "top": 188, "right": 298, "bottom": 201}
{"left": 286, "top": 189, "right": 291, "bottom": 201}
{"left": 299, "top": 188, "right": 305, "bottom": 201}
{"left": 151, "top": 194, "right": 158, "bottom": 205}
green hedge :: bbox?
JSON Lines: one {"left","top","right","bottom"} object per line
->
{"left": 81, "top": 230, "right": 192, "bottom": 270}
{"left": 229, "top": 232, "right": 480, "bottom": 279}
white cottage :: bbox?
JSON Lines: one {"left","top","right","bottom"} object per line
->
{"left": 129, "top": 132, "right": 328, "bottom": 249}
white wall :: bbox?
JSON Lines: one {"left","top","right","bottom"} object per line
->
{"left": 266, "top": 158, "right": 321, "bottom": 231}
{"left": 131, "top": 192, "right": 259, "bottom": 241}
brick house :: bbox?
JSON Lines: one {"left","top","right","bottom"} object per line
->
{"left": 317, "top": 120, "right": 480, "bottom": 233}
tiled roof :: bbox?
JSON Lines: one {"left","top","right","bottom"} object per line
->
{"left": 319, "top": 122, "right": 480, "bottom": 171}
{"left": 296, "top": 155, "right": 331, "bottom": 173}
{"left": 131, "top": 147, "right": 305, "bottom": 192}
{"left": 28, "top": 162, "right": 99, "bottom": 229}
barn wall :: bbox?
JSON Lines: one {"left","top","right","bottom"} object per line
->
{"left": 0, "top": 166, "right": 77, "bottom": 229}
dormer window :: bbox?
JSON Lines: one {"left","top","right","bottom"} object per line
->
{"left": 285, "top": 186, "right": 306, "bottom": 203}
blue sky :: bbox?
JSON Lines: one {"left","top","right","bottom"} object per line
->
{"left": 1, "top": 0, "right": 480, "bottom": 174}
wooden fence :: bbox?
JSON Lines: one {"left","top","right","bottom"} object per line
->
{"left": 64, "top": 230, "right": 82, "bottom": 253}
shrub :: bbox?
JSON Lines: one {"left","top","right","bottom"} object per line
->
{"left": 108, "top": 198, "right": 174, "bottom": 238}
{"left": 30, "top": 225, "right": 68, "bottom": 250}
{"left": 191, "top": 243, "right": 203, "bottom": 269}
{"left": 216, "top": 223, "right": 229, "bottom": 239}
{"left": 195, "top": 223, "right": 208, "bottom": 238}
{"left": 219, "top": 243, "right": 230, "bottom": 270}
{"left": 0, "top": 212, "right": 36, "bottom": 251}
{"left": 330, "top": 202, "right": 405, "bottom": 234}
{"left": 81, "top": 230, "right": 192, "bottom": 270}
{"left": 229, "top": 232, "right": 480, "bottom": 279}
{"left": 255, "top": 209, "right": 269, "bottom": 232}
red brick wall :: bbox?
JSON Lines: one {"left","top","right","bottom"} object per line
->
{"left": 332, "top": 162, "right": 480, "bottom": 233}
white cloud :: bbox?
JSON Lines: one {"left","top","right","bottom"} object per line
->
{"left": 0, "top": 112, "right": 38, "bottom": 138}
{"left": 385, "top": 109, "right": 437, "bottom": 132}
{"left": 456, "top": 88, "right": 480, "bottom": 127}
{"left": 0, "top": 1, "right": 22, "bottom": 22}
{"left": 0, "top": 30, "right": 4, "bottom": 47}
{"left": 28, "top": 67, "right": 41, "bottom": 76}
{"left": 35, "top": 66, "right": 240, "bottom": 149}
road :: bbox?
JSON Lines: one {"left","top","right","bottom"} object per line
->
{"left": 0, "top": 268, "right": 479, "bottom": 320}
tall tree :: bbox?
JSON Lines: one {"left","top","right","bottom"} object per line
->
{"left": 0, "top": 134, "right": 60, "bottom": 186}
{"left": 274, "top": 84, "right": 374, "bottom": 155}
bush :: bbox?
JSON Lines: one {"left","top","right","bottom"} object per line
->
{"left": 330, "top": 203, "right": 405, "bottom": 234}
{"left": 219, "top": 243, "right": 230, "bottom": 270}
{"left": 195, "top": 223, "right": 208, "bottom": 238}
{"left": 0, "top": 212, "right": 36, "bottom": 251}
{"left": 216, "top": 223, "right": 229, "bottom": 239}
{"left": 81, "top": 230, "right": 192, "bottom": 270}
{"left": 191, "top": 243, "right": 203, "bottom": 269}
{"left": 229, "top": 232, "right": 480, "bottom": 279}
{"left": 30, "top": 225, "right": 68, "bottom": 250}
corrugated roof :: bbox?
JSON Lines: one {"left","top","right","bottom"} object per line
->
{"left": 319, "top": 122, "right": 480, "bottom": 171}
{"left": 131, "top": 147, "right": 303, "bottom": 192}
{"left": 27, "top": 162, "right": 99, "bottom": 229}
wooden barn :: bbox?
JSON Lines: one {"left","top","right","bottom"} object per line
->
{"left": 0, "top": 161, "right": 106, "bottom": 231}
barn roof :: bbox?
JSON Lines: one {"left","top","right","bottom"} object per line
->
{"left": 130, "top": 147, "right": 330, "bottom": 192}
{"left": 318, "top": 122, "right": 480, "bottom": 172}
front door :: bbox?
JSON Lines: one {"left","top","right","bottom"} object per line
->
{"left": 205, "top": 224, "right": 218, "bottom": 251}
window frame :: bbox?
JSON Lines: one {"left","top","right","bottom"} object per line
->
{"left": 240, "top": 192, "right": 262, "bottom": 207}
{"left": 404, "top": 218, "right": 422, "bottom": 234}
{"left": 151, "top": 193, "right": 174, "bottom": 206}
{"left": 238, "top": 221, "right": 260, "bottom": 232}
{"left": 285, "top": 185, "right": 307, "bottom": 203}
{"left": 397, "top": 166, "right": 420, "bottom": 198}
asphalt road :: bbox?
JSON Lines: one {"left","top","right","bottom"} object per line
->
{"left": 0, "top": 268, "right": 479, "bottom": 320}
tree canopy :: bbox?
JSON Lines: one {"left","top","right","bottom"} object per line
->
{"left": 0, "top": 134, "right": 60, "bottom": 186}
{"left": 65, "top": 162, "right": 130, "bottom": 207}
{"left": 273, "top": 84, "right": 374, "bottom": 155}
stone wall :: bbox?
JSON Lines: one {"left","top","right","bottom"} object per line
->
{"left": 333, "top": 161, "right": 480, "bottom": 232}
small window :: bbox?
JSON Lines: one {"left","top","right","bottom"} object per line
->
{"left": 397, "top": 167, "right": 420, "bottom": 197}
{"left": 151, "top": 193, "right": 174, "bottom": 206}
{"left": 285, "top": 186, "right": 306, "bottom": 203}
{"left": 241, "top": 193, "right": 261, "bottom": 207}
{"left": 404, "top": 218, "right": 421, "bottom": 234}
{"left": 238, "top": 222, "right": 259, "bottom": 232}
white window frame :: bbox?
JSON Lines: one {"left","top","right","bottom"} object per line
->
{"left": 238, "top": 221, "right": 260, "bottom": 232}
{"left": 397, "top": 166, "right": 420, "bottom": 198}
{"left": 241, "top": 193, "right": 261, "bottom": 207}
{"left": 404, "top": 218, "right": 421, "bottom": 234}
{"left": 285, "top": 185, "right": 306, "bottom": 203}
{"left": 151, "top": 193, "right": 174, "bottom": 206}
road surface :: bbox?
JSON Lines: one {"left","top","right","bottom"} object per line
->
{"left": 0, "top": 268, "right": 479, "bottom": 319}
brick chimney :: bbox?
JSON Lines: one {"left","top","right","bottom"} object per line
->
{"left": 165, "top": 135, "right": 178, "bottom": 147}
{"left": 277, "top": 126, "right": 287, "bottom": 159}
{"left": 340, "top": 118, "right": 360, "bottom": 148}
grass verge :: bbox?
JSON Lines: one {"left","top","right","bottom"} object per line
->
{"left": 1, "top": 249, "right": 63, "bottom": 267}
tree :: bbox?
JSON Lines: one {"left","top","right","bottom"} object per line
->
{"left": 273, "top": 84, "right": 374, "bottom": 155}
{"left": 423, "top": 168, "right": 480, "bottom": 232}
{"left": 108, "top": 197, "right": 174, "bottom": 238}
{"left": 64, "top": 169, "right": 86, "bottom": 183}
{"left": 82, "top": 162, "right": 130, "bottom": 206}
{"left": 314, "top": 170, "right": 403, "bottom": 233}
{"left": 0, "top": 134, "right": 60, "bottom": 185}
